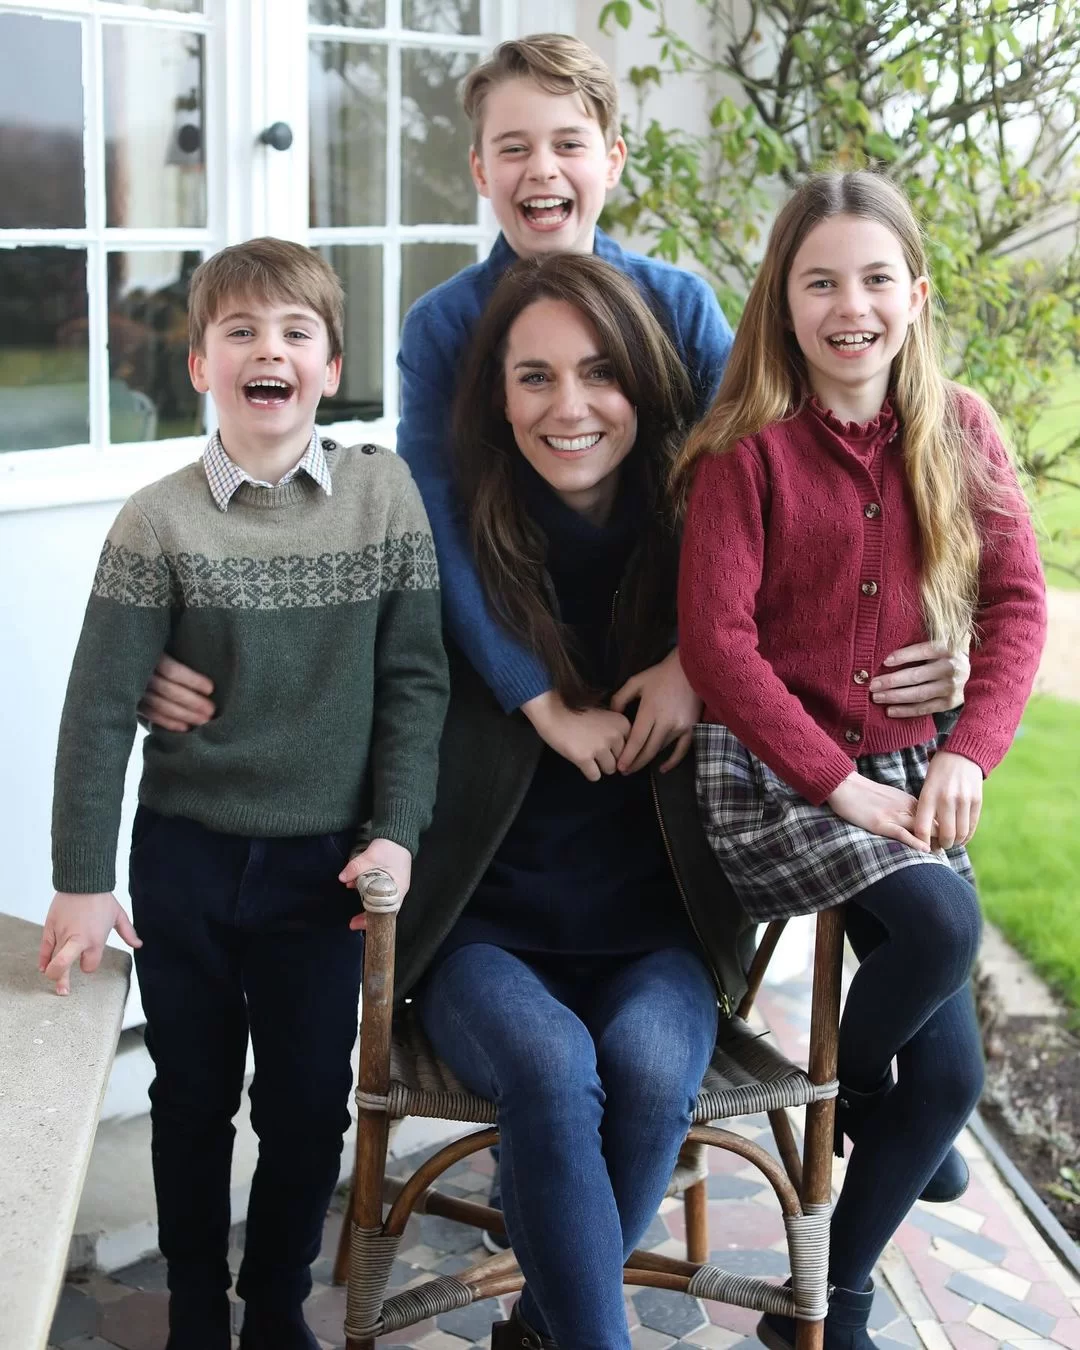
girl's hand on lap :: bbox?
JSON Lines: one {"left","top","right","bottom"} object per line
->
{"left": 38, "top": 891, "right": 142, "bottom": 996}
{"left": 522, "top": 690, "right": 631, "bottom": 782}
{"left": 913, "top": 750, "right": 983, "bottom": 849}
{"left": 610, "top": 647, "right": 702, "bottom": 774}
{"left": 137, "top": 653, "right": 216, "bottom": 732}
{"left": 871, "top": 641, "right": 969, "bottom": 717}
{"left": 340, "top": 837, "right": 413, "bottom": 930}
{"left": 826, "top": 772, "right": 930, "bottom": 852}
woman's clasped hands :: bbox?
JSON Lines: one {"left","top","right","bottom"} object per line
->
{"left": 522, "top": 646, "right": 700, "bottom": 781}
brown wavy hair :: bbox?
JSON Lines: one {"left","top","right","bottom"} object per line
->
{"left": 672, "top": 170, "right": 1011, "bottom": 651}
{"left": 452, "top": 253, "right": 695, "bottom": 707}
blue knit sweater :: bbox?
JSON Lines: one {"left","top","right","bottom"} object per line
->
{"left": 396, "top": 229, "right": 734, "bottom": 712}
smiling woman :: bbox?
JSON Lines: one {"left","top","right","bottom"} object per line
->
{"left": 453, "top": 252, "right": 693, "bottom": 711}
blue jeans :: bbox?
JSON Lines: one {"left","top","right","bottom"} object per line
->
{"left": 128, "top": 807, "right": 364, "bottom": 1315}
{"left": 418, "top": 944, "right": 718, "bottom": 1350}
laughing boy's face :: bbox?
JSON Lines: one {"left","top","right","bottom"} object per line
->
{"left": 188, "top": 296, "right": 341, "bottom": 464}
{"left": 469, "top": 77, "right": 626, "bottom": 259}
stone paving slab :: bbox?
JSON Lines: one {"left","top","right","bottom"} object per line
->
{"left": 50, "top": 962, "right": 1079, "bottom": 1349}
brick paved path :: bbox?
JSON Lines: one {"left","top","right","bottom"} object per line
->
{"left": 50, "top": 967, "right": 1080, "bottom": 1350}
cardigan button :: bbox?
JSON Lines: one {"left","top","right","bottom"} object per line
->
{"left": 322, "top": 438, "right": 337, "bottom": 452}
{"left": 853, "top": 669, "right": 870, "bottom": 685}
{"left": 361, "top": 443, "right": 378, "bottom": 455}
{"left": 860, "top": 580, "right": 878, "bottom": 596}
{"left": 863, "top": 502, "right": 881, "bottom": 519}
{"left": 844, "top": 728, "right": 862, "bottom": 744}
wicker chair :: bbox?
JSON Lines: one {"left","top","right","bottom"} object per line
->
{"left": 335, "top": 870, "right": 845, "bottom": 1350}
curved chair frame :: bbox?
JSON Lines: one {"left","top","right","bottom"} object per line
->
{"left": 337, "top": 871, "right": 844, "bottom": 1350}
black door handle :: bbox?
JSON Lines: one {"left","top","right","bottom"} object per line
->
{"left": 259, "top": 122, "right": 293, "bottom": 151}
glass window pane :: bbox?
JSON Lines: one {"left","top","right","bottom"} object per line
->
{"left": 0, "top": 15, "right": 84, "bottom": 229}
{"left": 112, "top": 0, "right": 204, "bottom": 11}
{"left": 404, "top": 0, "right": 480, "bottom": 36}
{"left": 401, "top": 243, "right": 477, "bottom": 325}
{"left": 309, "top": 0, "right": 385, "bottom": 27}
{"left": 401, "top": 49, "right": 477, "bottom": 226}
{"left": 310, "top": 43, "right": 387, "bottom": 228}
{"left": 0, "top": 249, "right": 89, "bottom": 453}
{"left": 317, "top": 246, "right": 383, "bottom": 423}
{"left": 108, "top": 252, "right": 203, "bottom": 445}
{"left": 103, "top": 25, "right": 206, "bottom": 229}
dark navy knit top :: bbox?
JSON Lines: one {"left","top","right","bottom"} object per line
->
{"left": 435, "top": 463, "right": 696, "bottom": 961}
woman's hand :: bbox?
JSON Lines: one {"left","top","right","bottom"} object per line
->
{"left": 871, "top": 641, "right": 969, "bottom": 718}
{"left": 826, "top": 772, "right": 931, "bottom": 853}
{"left": 38, "top": 891, "right": 142, "bottom": 996}
{"left": 137, "top": 654, "right": 216, "bottom": 732}
{"left": 340, "top": 837, "right": 413, "bottom": 931}
{"left": 610, "top": 647, "right": 702, "bottom": 775}
{"left": 521, "top": 690, "right": 631, "bottom": 782}
{"left": 914, "top": 750, "right": 983, "bottom": 849}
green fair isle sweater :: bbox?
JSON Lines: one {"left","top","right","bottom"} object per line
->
{"left": 52, "top": 441, "right": 449, "bottom": 893}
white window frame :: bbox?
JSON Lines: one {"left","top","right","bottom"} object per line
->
{"left": 0, "top": 0, "right": 574, "bottom": 512}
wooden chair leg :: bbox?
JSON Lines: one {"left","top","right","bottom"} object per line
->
{"left": 333, "top": 1172, "right": 355, "bottom": 1286}
{"left": 768, "top": 1107, "right": 804, "bottom": 1193}
{"left": 343, "top": 881, "right": 400, "bottom": 1350}
{"left": 736, "top": 919, "right": 788, "bottom": 1020}
{"left": 794, "top": 907, "right": 845, "bottom": 1350}
{"left": 683, "top": 1178, "right": 709, "bottom": 1264}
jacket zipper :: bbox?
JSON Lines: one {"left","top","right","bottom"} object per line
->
{"left": 650, "top": 772, "right": 733, "bottom": 1018}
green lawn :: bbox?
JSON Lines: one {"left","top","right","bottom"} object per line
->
{"left": 970, "top": 695, "right": 1080, "bottom": 1014}
{"left": 1025, "top": 365, "right": 1080, "bottom": 588}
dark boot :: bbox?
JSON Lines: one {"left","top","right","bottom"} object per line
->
{"left": 165, "top": 1290, "right": 232, "bottom": 1350}
{"left": 490, "top": 1300, "right": 559, "bottom": 1349}
{"left": 757, "top": 1280, "right": 875, "bottom": 1350}
{"left": 835, "top": 1080, "right": 969, "bottom": 1204}
{"left": 239, "top": 1302, "right": 319, "bottom": 1350}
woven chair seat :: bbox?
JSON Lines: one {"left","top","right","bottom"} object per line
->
{"left": 385, "top": 1008, "right": 829, "bottom": 1127}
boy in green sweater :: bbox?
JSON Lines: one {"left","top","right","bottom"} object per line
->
{"left": 40, "top": 237, "right": 449, "bottom": 1350}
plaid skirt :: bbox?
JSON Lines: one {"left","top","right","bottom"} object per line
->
{"left": 693, "top": 723, "right": 976, "bottom": 922}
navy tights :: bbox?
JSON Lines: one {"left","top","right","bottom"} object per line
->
{"left": 828, "top": 863, "right": 984, "bottom": 1291}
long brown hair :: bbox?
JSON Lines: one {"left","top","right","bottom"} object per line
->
{"left": 453, "top": 253, "right": 695, "bottom": 707}
{"left": 673, "top": 170, "right": 1009, "bottom": 651}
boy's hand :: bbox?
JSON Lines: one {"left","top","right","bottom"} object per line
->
{"left": 914, "top": 750, "right": 983, "bottom": 849}
{"left": 871, "top": 641, "right": 969, "bottom": 718}
{"left": 137, "top": 654, "right": 216, "bottom": 732}
{"left": 38, "top": 892, "right": 142, "bottom": 996}
{"left": 521, "top": 690, "right": 631, "bottom": 782}
{"left": 340, "top": 838, "right": 413, "bottom": 930}
{"left": 611, "top": 647, "right": 702, "bottom": 775}
{"left": 825, "top": 772, "right": 931, "bottom": 853}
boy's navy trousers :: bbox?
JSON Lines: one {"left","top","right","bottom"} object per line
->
{"left": 128, "top": 806, "right": 365, "bottom": 1307}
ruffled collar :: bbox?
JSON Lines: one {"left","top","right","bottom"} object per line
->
{"left": 804, "top": 395, "right": 899, "bottom": 458}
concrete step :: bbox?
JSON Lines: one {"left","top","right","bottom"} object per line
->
{"left": 0, "top": 912, "right": 131, "bottom": 1350}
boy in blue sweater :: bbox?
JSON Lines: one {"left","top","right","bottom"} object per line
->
{"left": 396, "top": 34, "right": 733, "bottom": 780}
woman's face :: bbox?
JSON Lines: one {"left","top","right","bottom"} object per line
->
{"left": 502, "top": 297, "right": 638, "bottom": 524}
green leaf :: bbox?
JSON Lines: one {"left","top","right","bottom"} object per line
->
{"left": 598, "top": 0, "right": 632, "bottom": 33}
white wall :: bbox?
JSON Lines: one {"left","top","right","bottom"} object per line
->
{"left": 1, "top": 496, "right": 151, "bottom": 1021}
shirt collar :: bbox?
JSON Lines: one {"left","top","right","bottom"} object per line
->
{"left": 484, "top": 226, "right": 620, "bottom": 278}
{"left": 202, "top": 428, "right": 333, "bottom": 512}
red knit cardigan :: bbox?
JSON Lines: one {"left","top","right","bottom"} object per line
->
{"left": 678, "top": 393, "right": 1047, "bottom": 805}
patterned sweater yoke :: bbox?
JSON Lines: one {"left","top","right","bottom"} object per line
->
{"left": 53, "top": 441, "right": 450, "bottom": 894}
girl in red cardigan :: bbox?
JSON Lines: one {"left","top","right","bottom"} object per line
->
{"left": 677, "top": 171, "right": 1046, "bottom": 1350}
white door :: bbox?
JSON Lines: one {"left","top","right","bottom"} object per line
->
{"left": 0, "top": 0, "right": 572, "bottom": 508}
